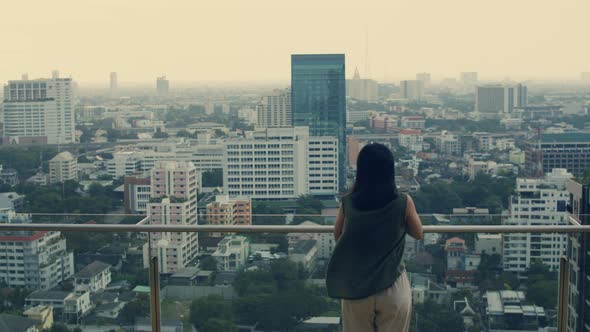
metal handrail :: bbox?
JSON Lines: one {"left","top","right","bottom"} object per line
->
{"left": 0, "top": 216, "right": 585, "bottom": 233}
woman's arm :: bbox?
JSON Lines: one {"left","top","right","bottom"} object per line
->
{"left": 334, "top": 204, "right": 344, "bottom": 241}
{"left": 405, "top": 195, "right": 423, "bottom": 240}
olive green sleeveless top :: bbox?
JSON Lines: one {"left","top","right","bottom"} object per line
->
{"left": 326, "top": 193, "right": 407, "bottom": 299}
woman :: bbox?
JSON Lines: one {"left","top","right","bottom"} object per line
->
{"left": 326, "top": 143, "right": 423, "bottom": 332}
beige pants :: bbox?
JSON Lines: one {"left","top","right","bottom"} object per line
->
{"left": 341, "top": 271, "right": 412, "bottom": 332}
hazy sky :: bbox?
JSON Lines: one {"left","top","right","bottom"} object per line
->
{"left": 1, "top": 0, "right": 589, "bottom": 85}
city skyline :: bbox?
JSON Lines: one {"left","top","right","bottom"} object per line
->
{"left": 1, "top": 0, "right": 590, "bottom": 84}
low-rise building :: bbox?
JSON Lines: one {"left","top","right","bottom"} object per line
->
{"left": 450, "top": 207, "right": 492, "bottom": 224}
{"left": 445, "top": 237, "right": 480, "bottom": 287}
{"left": 25, "top": 291, "right": 91, "bottom": 322}
{"left": 399, "top": 129, "right": 423, "bottom": 152}
{"left": 400, "top": 116, "right": 426, "bottom": 129}
{"left": 484, "top": 290, "right": 546, "bottom": 331}
{"left": 288, "top": 239, "right": 318, "bottom": 270}
{"left": 73, "top": 261, "right": 112, "bottom": 293}
{"left": 369, "top": 114, "right": 398, "bottom": 133}
{"left": 23, "top": 305, "right": 53, "bottom": 331}
{"left": 467, "top": 159, "right": 515, "bottom": 180}
{"left": 475, "top": 233, "right": 502, "bottom": 256}
{"left": 206, "top": 195, "right": 252, "bottom": 237}
{"left": 212, "top": 235, "right": 250, "bottom": 272}
{"left": 434, "top": 131, "right": 461, "bottom": 155}
{"left": 0, "top": 313, "right": 40, "bottom": 332}
{"left": 49, "top": 151, "right": 78, "bottom": 184}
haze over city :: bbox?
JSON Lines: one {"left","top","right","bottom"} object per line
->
{"left": 1, "top": 0, "right": 590, "bottom": 84}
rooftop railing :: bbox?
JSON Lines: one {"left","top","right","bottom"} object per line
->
{"left": 0, "top": 213, "right": 587, "bottom": 332}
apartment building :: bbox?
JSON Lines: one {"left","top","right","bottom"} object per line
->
{"left": 2, "top": 75, "right": 75, "bottom": 144}
{"left": 256, "top": 88, "right": 291, "bottom": 128}
{"left": 49, "top": 151, "right": 78, "bottom": 184}
{"left": 400, "top": 116, "right": 426, "bottom": 129}
{"left": 223, "top": 127, "right": 338, "bottom": 199}
{"left": 399, "top": 129, "right": 423, "bottom": 152}
{"left": 211, "top": 235, "right": 250, "bottom": 272}
{"left": 503, "top": 169, "right": 571, "bottom": 272}
{"left": 143, "top": 161, "right": 199, "bottom": 273}
{"left": 0, "top": 223, "right": 74, "bottom": 290}
{"left": 525, "top": 132, "right": 590, "bottom": 177}
{"left": 434, "top": 130, "right": 461, "bottom": 155}
{"left": 369, "top": 113, "right": 398, "bottom": 133}
{"left": 73, "top": 261, "right": 111, "bottom": 293}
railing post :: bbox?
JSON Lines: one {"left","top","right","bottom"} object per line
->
{"left": 149, "top": 255, "right": 161, "bottom": 332}
{"left": 558, "top": 256, "right": 569, "bottom": 332}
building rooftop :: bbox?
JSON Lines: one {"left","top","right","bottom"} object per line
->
{"left": 27, "top": 290, "right": 71, "bottom": 301}
{"left": 0, "top": 313, "right": 40, "bottom": 332}
{"left": 291, "top": 240, "right": 317, "bottom": 255}
{"left": 50, "top": 151, "right": 75, "bottom": 162}
{"left": 540, "top": 132, "right": 590, "bottom": 143}
{"left": 74, "top": 261, "right": 111, "bottom": 279}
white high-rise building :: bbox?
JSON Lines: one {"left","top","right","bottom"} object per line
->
{"left": 223, "top": 127, "right": 338, "bottom": 199}
{"left": 49, "top": 151, "right": 78, "bottom": 184}
{"left": 475, "top": 84, "right": 527, "bottom": 119}
{"left": 256, "top": 88, "right": 291, "bottom": 128}
{"left": 109, "top": 72, "right": 118, "bottom": 96}
{"left": 399, "top": 80, "right": 423, "bottom": 100}
{"left": 503, "top": 169, "right": 572, "bottom": 272}
{"left": 143, "top": 161, "right": 199, "bottom": 273}
{"left": 156, "top": 76, "right": 169, "bottom": 95}
{"left": 346, "top": 68, "right": 378, "bottom": 101}
{"left": 2, "top": 75, "right": 75, "bottom": 144}
{"left": 460, "top": 72, "right": 478, "bottom": 85}
{"left": 415, "top": 73, "right": 431, "bottom": 89}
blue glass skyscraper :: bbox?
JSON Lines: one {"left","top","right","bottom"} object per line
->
{"left": 291, "top": 54, "right": 347, "bottom": 193}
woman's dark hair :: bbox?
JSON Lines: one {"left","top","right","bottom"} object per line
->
{"left": 351, "top": 143, "right": 398, "bottom": 209}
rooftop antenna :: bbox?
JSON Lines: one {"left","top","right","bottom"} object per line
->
{"left": 535, "top": 127, "right": 544, "bottom": 178}
{"left": 364, "top": 25, "right": 370, "bottom": 79}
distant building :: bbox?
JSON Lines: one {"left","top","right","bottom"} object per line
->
{"left": 445, "top": 237, "right": 480, "bottom": 287}
{"left": 525, "top": 132, "right": 590, "bottom": 177}
{"left": 256, "top": 88, "right": 291, "bottom": 128}
{"left": 450, "top": 207, "right": 492, "bottom": 224}
{"left": 346, "top": 68, "right": 378, "bottom": 101}
{"left": 292, "top": 54, "right": 346, "bottom": 192}
{"left": 346, "top": 109, "right": 370, "bottom": 124}
{"left": 567, "top": 177, "right": 590, "bottom": 332}
{"left": 123, "top": 172, "right": 151, "bottom": 214}
{"left": 2, "top": 75, "right": 75, "bottom": 144}
{"left": 475, "top": 234, "right": 502, "bottom": 255}
{"left": 415, "top": 72, "right": 431, "bottom": 89}
{"left": 0, "top": 313, "right": 40, "bottom": 332}
{"left": 399, "top": 80, "right": 423, "bottom": 100}
{"left": 237, "top": 108, "right": 257, "bottom": 126}
{"left": 0, "top": 225, "right": 74, "bottom": 290}
{"left": 206, "top": 195, "right": 251, "bottom": 237}
{"left": 212, "top": 235, "right": 250, "bottom": 272}
{"left": 503, "top": 169, "right": 571, "bottom": 272}
{"left": 460, "top": 72, "right": 478, "bottom": 85}
{"left": 106, "top": 150, "right": 143, "bottom": 178}
{"left": 475, "top": 84, "right": 527, "bottom": 118}
{"left": 369, "top": 113, "right": 398, "bottom": 133}
{"left": 400, "top": 116, "right": 425, "bottom": 129}
{"left": 49, "top": 151, "right": 78, "bottom": 184}
{"left": 109, "top": 72, "right": 117, "bottom": 96}
{"left": 73, "top": 261, "right": 112, "bottom": 293}
{"left": 156, "top": 76, "right": 169, "bottom": 95}
{"left": 434, "top": 130, "right": 461, "bottom": 155}
{"left": 143, "top": 161, "right": 199, "bottom": 273}
{"left": 288, "top": 239, "right": 318, "bottom": 270}
{"left": 223, "top": 127, "right": 338, "bottom": 199}
{"left": 23, "top": 306, "right": 53, "bottom": 331}
{"left": 467, "top": 159, "right": 515, "bottom": 180}
{"left": 25, "top": 291, "right": 90, "bottom": 322}
{"left": 484, "top": 290, "right": 546, "bottom": 331}
{"left": 0, "top": 166, "right": 18, "bottom": 186}
{"left": 399, "top": 129, "right": 423, "bottom": 152}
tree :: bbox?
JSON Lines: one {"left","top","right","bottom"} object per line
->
{"left": 293, "top": 195, "right": 324, "bottom": 224}
{"left": 176, "top": 129, "right": 193, "bottom": 138}
{"left": 120, "top": 294, "right": 150, "bottom": 323}
{"left": 200, "top": 256, "right": 218, "bottom": 271}
{"left": 202, "top": 169, "right": 223, "bottom": 187}
{"left": 202, "top": 318, "right": 237, "bottom": 332}
{"left": 189, "top": 295, "right": 234, "bottom": 331}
